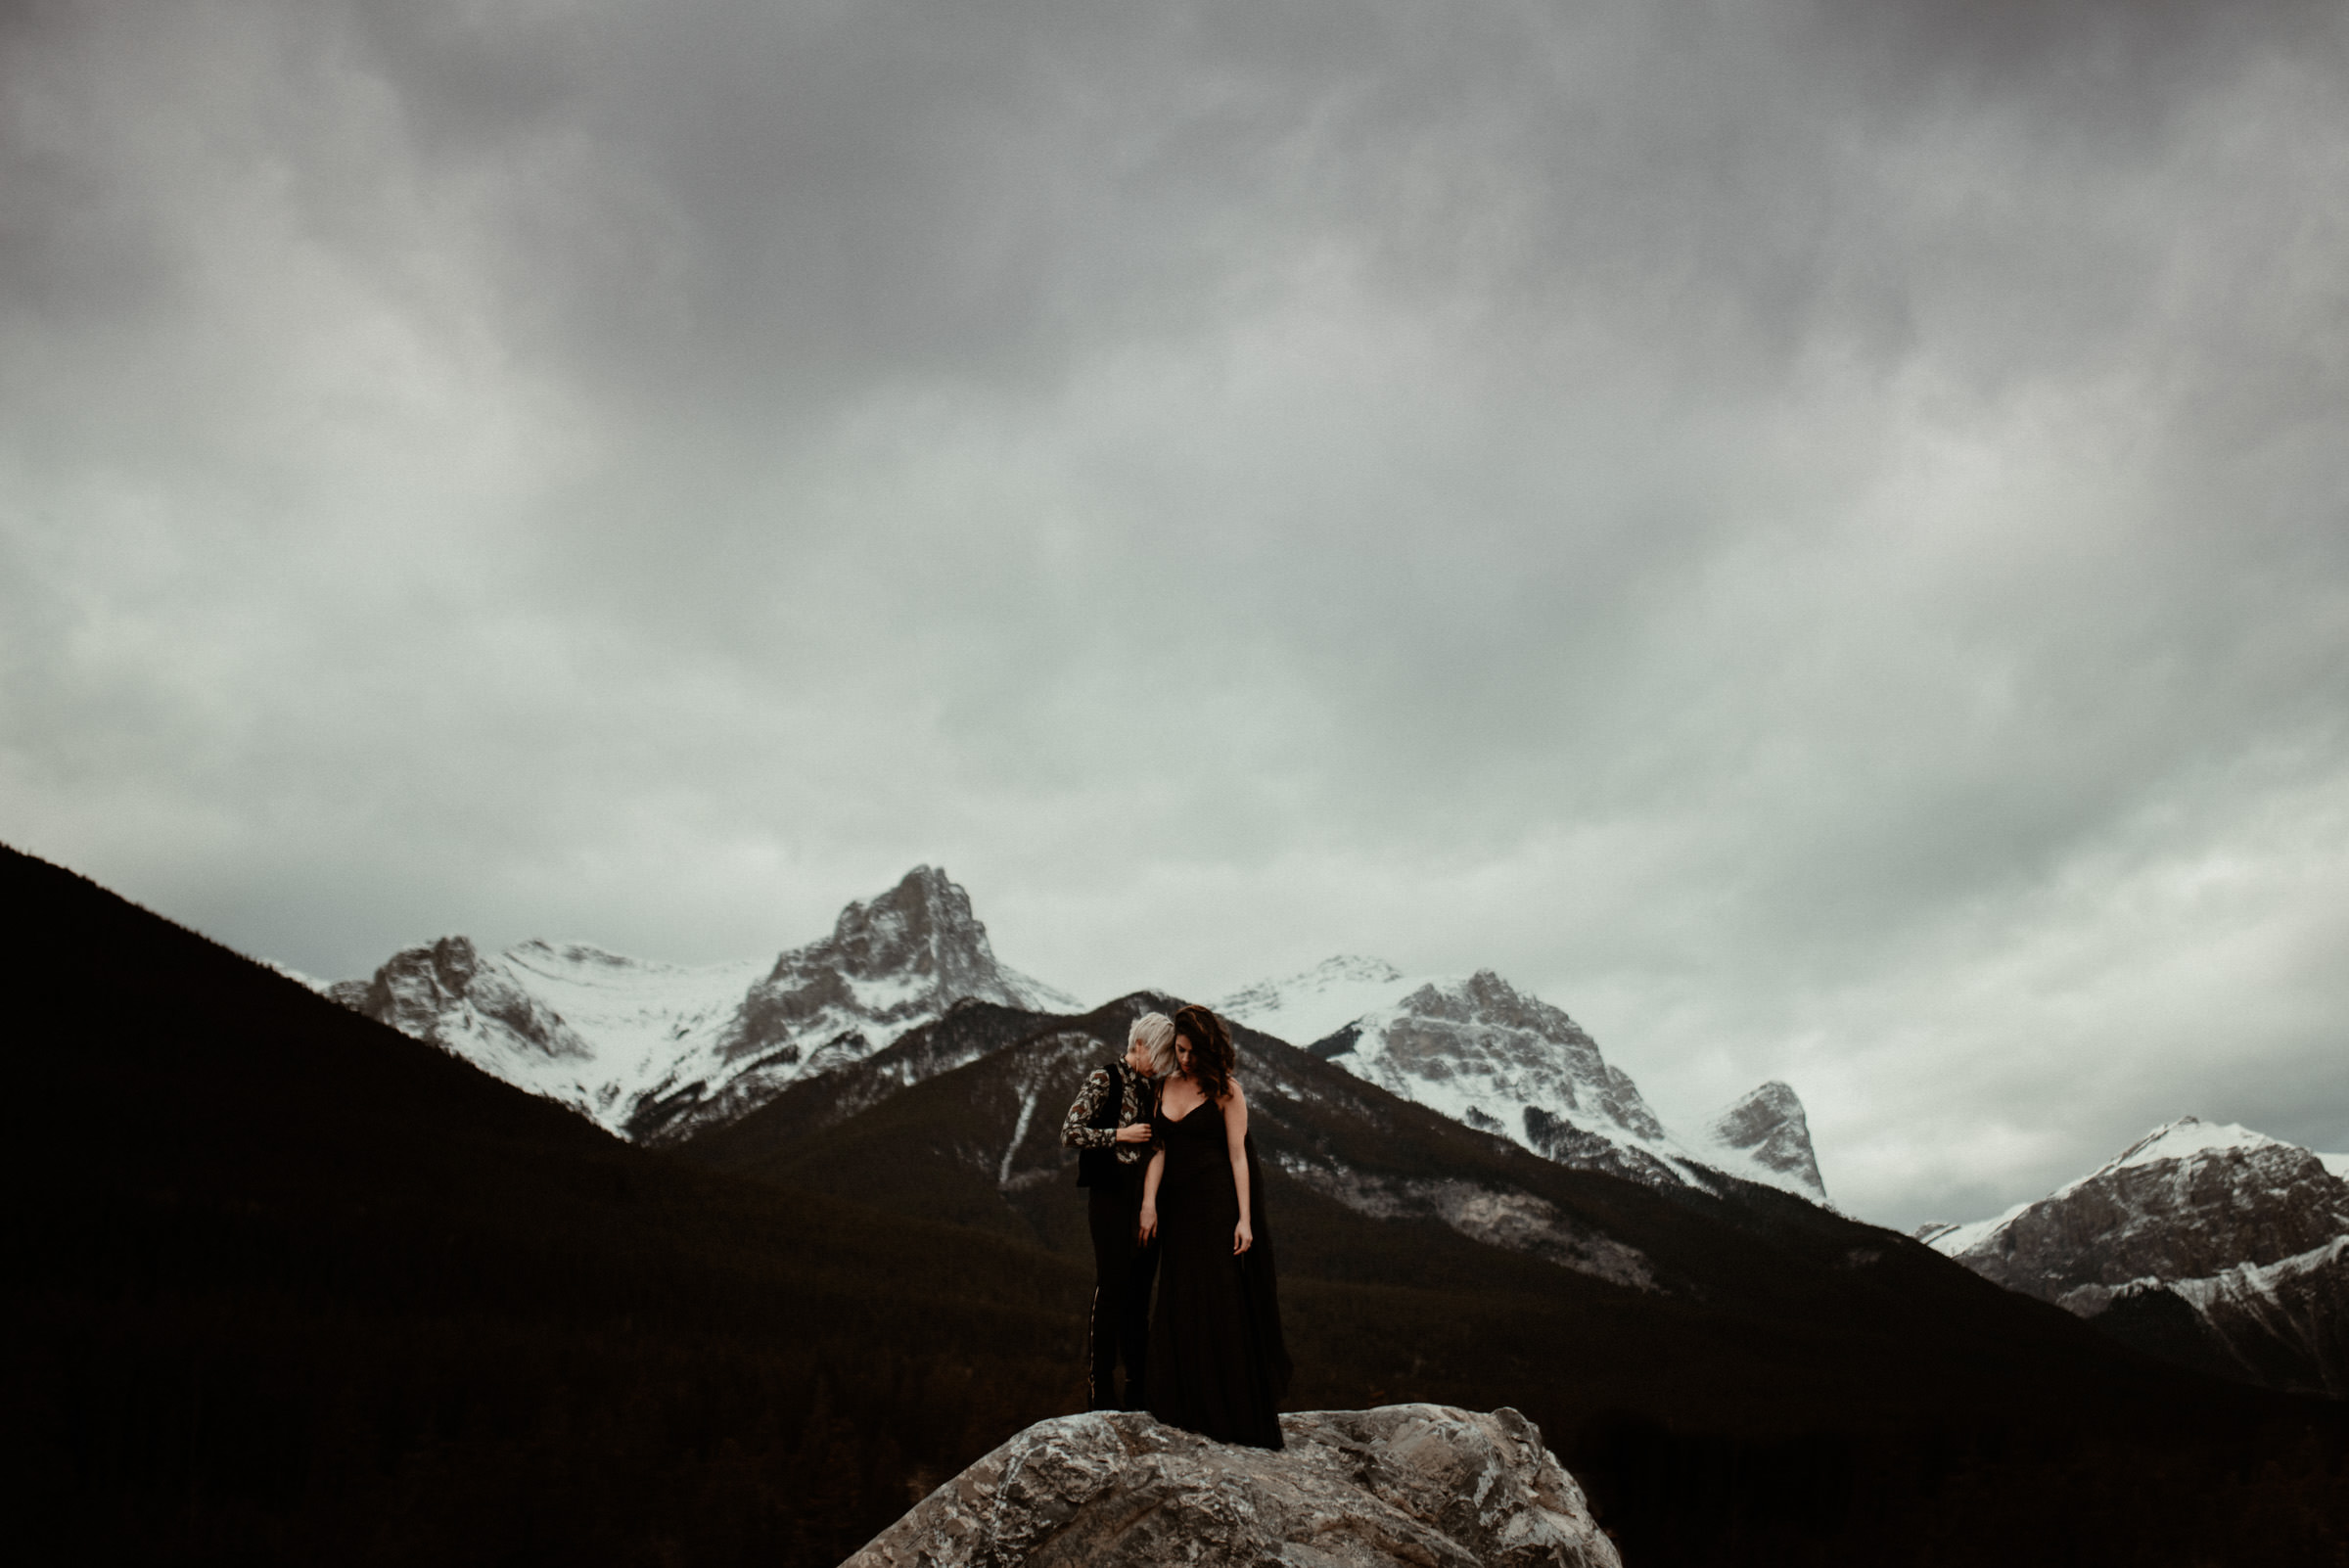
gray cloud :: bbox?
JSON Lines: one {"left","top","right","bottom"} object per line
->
{"left": 3, "top": 0, "right": 2344, "bottom": 1226}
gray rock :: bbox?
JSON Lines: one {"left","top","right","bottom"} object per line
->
{"left": 843, "top": 1404, "right": 1622, "bottom": 1568}
{"left": 1698, "top": 1082, "right": 1826, "bottom": 1200}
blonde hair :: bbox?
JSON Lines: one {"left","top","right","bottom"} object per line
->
{"left": 1128, "top": 1011, "right": 1176, "bottom": 1077}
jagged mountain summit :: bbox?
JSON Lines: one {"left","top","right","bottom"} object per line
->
{"left": 1702, "top": 1081, "right": 1829, "bottom": 1198}
{"left": 1917, "top": 1117, "right": 2349, "bottom": 1397}
{"left": 314, "top": 866, "right": 1077, "bottom": 1144}
{"left": 1218, "top": 958, "right": 1828, "bottom": 1203}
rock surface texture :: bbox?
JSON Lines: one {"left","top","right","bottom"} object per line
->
{"left": 1699, "top": 1081, "right": 1826, "bottom": 1198}
{"left": 846, "top": 1404, "right": 1621, "bottom": 1568}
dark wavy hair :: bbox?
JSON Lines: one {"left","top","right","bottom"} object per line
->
{"left": 1171, "top": 1003, "right": 1236, "bottom": 1105}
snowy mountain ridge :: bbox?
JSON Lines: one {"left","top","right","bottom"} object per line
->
{"left": 1214, "top": 956, "right": 1421, "bottom": 1049}
{"left": 1915, "top": 1118, "right": 2327, "bottom": 1258}
{"left": 308, "top": 866, "right": 1077, "bottom": 1145}
{"left": 1917, "top": 1116, "right": 2349, "bottom": 1396}
{"left": 1218, "top": 957, "right": 1829, "bottom": 1205}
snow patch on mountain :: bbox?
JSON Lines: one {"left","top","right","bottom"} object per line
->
{"left": 1271, "top": 1149, "right": 1660, "bottom": 1292}
{"left": 2102, "top": 1118, "right": 2289, "bottom": 1176}
{"left": 265, "top": 958, "right": 335, "bottom": 994}
{"left": 2166, "top": 1235, "right": 2347, "bottom": 1315}
{"left": 1912, "top": 1202, "right": 2032, "bottom": 1257}
{"left": 1216, "top": 956, "right": 1420, "bottom": 1052}
{"left": 312, "top": 866, "right": 1077, "bottom": 1145}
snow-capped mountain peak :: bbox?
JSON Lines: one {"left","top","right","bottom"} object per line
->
{"left": 1689, "top": 1081, "right": 1825, "bottom": 1198}
{"left": 345, "top": 934, "right": 601, "bottom": 1064}
{"left": 1917, "top": 1116, "right": 2349, "bottom": 1396}
{"left": 1224, "top": 958, "right": 1828, "bottom": 1202}
{"left": 311, "top": 867, "right": 1078, "bottom": 1146}
{"left": 1333, "top": 969, "right": 1670, "bottom": 1150}
{"left": 1920, "top": 1118, "right": 2312, "bottom": 1259}
{"left": 818, "top": 865, "right": 1011, "bottom": 997}
{"left": 2096, "top": 1117, "right": 2288, "bottom": 1180}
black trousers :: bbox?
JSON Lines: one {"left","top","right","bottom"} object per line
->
{"left": 1085, "top": 1175, "right": 1161, "bottom": 1411}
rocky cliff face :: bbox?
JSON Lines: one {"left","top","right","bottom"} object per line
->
{"left": 1333, "top": 970, "right": 1684, "bottom": 1185}
{"left": 1701, "top": 1081, "right": 1826, "bottom": 1198}
{"left": 1221, "top": 959, "right": 1830, "bottom": 1204}
{"left": 1920, "top": 1118, "right": 2349, "bottom": 1396}
{"left": 335, "top": 935, "right": 602, "bottom": 1065}
{"left": 845, "top": 1404, "right": 1620, "bottom": 1568}
{"left": 312, "top": 866, "right": 1076, "bottom": 1144}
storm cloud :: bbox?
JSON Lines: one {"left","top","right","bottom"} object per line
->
{"left": 4, "top": 0, "right": 2344, "bottom": 1227}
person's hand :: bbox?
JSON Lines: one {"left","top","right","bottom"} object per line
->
{"left": 1114, "top": 1121, "right": 1153, "bottom": 1144}
{"left": 1138, "top": 1204, "right": 1159, "bottom": 1243}
{"left": 1233, "top": 1218, "right": 1254, "bottom": 1256}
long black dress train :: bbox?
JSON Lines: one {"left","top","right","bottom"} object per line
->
{"left": 1144, "top": 1095, "right": 1292, "bottom": 1449}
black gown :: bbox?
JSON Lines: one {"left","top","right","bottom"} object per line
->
{"left": 1143, "top": 1093, "right": 1292, "bottom": 1449}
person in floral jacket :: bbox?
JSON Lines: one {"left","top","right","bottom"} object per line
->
{"left": 1061, "top": 1012, "right": 1174, "bottom": 1409}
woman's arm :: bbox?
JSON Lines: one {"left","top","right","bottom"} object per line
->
{"left": 1226, "top": 1080, "right": 1254, "bottom": 1255}
{"left": 1139, "top": 1149, "right": 1167, "bottom": 1242}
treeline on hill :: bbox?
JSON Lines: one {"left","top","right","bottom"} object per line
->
{"left": 10, "top": 841, "right": 2348, "bottom": 1567}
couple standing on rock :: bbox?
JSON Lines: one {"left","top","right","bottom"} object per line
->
{"left": 1059, "top": 1003, "right": 1293, "bottom": 1449}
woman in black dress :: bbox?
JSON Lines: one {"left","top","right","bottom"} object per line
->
{"left": 1137, "top": 1003, "right": 1292, "bottom": 1449}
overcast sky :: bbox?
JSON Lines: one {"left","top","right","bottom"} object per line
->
{"left": 5, "top": 0, "right": 2344, "bottom": 1228}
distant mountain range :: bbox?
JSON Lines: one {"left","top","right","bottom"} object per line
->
{"left": 304, "top": 866, "right": 1075, "bottom": 1144}
{"left": 1919, "top": 1118, "right": 2349, "bottom": 1397}
{"left": 1216, "top": 956, "right": 1828, "bottom": 1203}
{"left": 301, "top": 867, "right": 2346, "bottom": 1401}
{"left": 306, "top": 877, "right": 1828, "bottom": 1204}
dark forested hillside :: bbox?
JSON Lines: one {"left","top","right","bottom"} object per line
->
{"left": 6, "top": 845, "right": 1089, "bottom": 1567}
{"left": 10, "top": 841, "right": 2348, "bottom": 1567}
{"left": 686, "top": 989, "right": 2349, "bottom": 1565}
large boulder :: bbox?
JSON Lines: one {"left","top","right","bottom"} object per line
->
{"left": 844, "top": 1404, "right": 1622, "bottom": 1568}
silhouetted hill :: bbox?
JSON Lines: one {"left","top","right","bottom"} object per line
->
{"left": 6, "top": 844, "right": 1090, "bottom": 1567}
{"left": 686, "top": 988, "right": 2349, "bottom": 1564}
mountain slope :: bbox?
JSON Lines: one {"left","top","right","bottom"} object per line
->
{"left": 1920, "top": 1117, "right": 2349, "bottom": 1396}
{"left": 319, "top": 865, "right": 1076, "bottom": 1145}
{"left": 683, "top": 991, "right": 2349, "bottom": 1564}
{"left": 6, "top": 843, "right": 1093, "bottom": 1568}
{"left": 1221, "top": 959, "right": 1830, "bottom": 1203}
